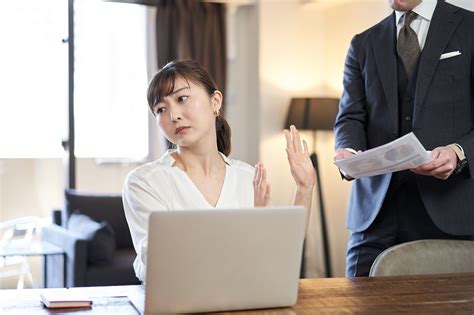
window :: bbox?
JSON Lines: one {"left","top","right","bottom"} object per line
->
{"left": 0, "top": 0, "right": 149, "bottom": 159}
{"left": 74, "top": 1, "right": 149, "bottom": 159}
{"left": 0, "top": 0, "right": 67, "bottom": 158}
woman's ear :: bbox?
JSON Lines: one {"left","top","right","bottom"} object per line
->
{"left": 211, "top": 90, "right": 223, "bottom": 112}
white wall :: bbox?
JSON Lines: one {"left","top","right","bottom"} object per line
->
{"left": 226, "top": 4, "right": 260, "bottom": 165}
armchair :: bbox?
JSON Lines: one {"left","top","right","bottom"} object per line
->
{"left": 41, "top": 189, "right": 140, "bottom": 287}
{"left": 370, "top": 239, "right": 474, "bottom": 276}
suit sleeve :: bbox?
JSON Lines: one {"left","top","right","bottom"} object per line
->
{"left": 455, "top": 13, "right": 474, "bottom": 180}
{"left": 334, "top": 34, "right": 368, "bottom": 152}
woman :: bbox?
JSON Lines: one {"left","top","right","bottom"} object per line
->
{"left": 123, "top": 60, "right": 315, "bottom": 281}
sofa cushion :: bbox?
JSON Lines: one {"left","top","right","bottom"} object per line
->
{"left": 65, "top": 189, "right": 133, "bottom": 249}
{"left": 67, "top": 212, "right": 116, "bottom": 264}
{"left": 85, "top": 249, "right": 141, "bottom": 286}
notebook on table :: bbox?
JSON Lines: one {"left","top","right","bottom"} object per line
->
{"left": 129, "top": 206, "right": 307, "bottom": 314}
{"left": 41, "top": 291, "right": 92, "bottom": 309}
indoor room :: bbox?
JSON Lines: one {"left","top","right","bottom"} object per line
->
{"left": 0, "top": 0, "right": 473, "bottom": 313}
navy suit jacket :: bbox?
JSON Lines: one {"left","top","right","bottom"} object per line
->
{"left": 334, "top": 1, "right": 474, "bottom": 234}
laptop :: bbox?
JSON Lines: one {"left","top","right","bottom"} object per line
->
{"left": 128, "top": 206, "right": 306, "bottom": 314}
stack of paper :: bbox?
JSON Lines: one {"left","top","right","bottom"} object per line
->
{"left": 334, "top": 132, "right": 432, "bottom": 179}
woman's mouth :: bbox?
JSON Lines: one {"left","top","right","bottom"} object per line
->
{"left": 175, "top": 126, "right": 190, "bottom": 135}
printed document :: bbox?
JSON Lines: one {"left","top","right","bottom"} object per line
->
{"left": 334, "top": 132, "right": 432, "bottom": 179}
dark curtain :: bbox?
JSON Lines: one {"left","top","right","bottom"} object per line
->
{"left": 155, "top": 0, "right": 227, "bottom": 111}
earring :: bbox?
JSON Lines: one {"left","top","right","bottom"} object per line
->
{"left": 213, "top": 109, "right": 220, "bottom": 117}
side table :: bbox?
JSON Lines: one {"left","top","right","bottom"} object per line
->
{"left": 0, "top": 240, "right": 66, "bottom": 288}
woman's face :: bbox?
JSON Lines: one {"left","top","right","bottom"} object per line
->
{"left": 153, "top": 77, "right": 222, "bottom": 149}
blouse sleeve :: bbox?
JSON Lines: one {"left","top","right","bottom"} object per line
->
{"left": 122, "top": 170, "right": 170, "bottom": 281}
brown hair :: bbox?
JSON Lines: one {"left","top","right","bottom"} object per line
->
{"left": 147, "top": 60, "right": 231, "bottom": 156}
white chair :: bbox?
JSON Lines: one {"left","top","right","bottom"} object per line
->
{"left": 0, "top": 216, "right": 40, "bottom": 289}
{"left": 370, "top": 239, "right": 474, "bottom": 277}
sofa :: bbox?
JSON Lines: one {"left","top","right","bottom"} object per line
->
{"left": 41, "top": 189, "right": 140, "bottom": 287}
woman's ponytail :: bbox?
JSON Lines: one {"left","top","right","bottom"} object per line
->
{"left": 215, "top": 115, "right": 231, "bottom": 156}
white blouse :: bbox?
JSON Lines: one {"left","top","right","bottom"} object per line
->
{"left": 123, "top": 150, "right": 255, "bottom": 281}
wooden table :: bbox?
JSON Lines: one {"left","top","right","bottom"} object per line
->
{"left": 1, "top": 273, "right": 473, "bottom": 314}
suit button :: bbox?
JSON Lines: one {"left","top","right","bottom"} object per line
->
{"left": 405, "top": 116, "right": 411, "bottom": 121}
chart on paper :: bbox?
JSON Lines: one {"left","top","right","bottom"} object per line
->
{"left": 334, "top": 132, "right": 432, "bottom": 179}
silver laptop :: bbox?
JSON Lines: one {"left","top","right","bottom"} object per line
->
{"left": 130, "top": 206, "right": 306, "bottom": 314}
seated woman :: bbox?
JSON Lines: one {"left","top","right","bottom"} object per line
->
{"left": 123, "top": 60, "right": 315, "bottom": 281}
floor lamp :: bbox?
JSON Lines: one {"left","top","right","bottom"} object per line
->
{"left": 285, "top": 97, "right": 339, "bottom": 278}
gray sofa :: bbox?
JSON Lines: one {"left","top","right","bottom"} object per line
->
{"left": 41, "top": 189, "right": 140, "bottom": 287}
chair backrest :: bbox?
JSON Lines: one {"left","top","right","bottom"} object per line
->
{"left": 0, "top": 216, "right": 40, "bottom": 289}
{"left": 0, "top": 216, "right": 40, "bottom": 248}
{"left": 64, "top": 189, "right": 132, "bottom": 249}
{"left": 370, "top": 239, "right": 474, "bottom": 276}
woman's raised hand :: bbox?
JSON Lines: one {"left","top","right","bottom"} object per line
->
{"left": 253, "top": 162, "right": 271, "bottom": 207}
{"left": 285, "top": 125, "right": 316, "bottom": 191}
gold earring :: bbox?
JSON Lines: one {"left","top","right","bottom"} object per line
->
{"left": 214, "top": 109, "right": 220, "bottom": 117}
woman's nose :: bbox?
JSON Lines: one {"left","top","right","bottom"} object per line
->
{"left": 169, "top": 105, "right": 182, "bottom": 122}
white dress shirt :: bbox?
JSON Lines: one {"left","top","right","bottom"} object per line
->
{"left": 395, "top": 0, "right": 437, "bottom": 50}
{"left": 123, "top": 149, "right": 255, "bottom": 281}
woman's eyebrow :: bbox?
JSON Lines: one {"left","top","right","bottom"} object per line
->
{"left": 154, "top": 86, "right": 191, "bottom": 106}
{"left": 169, "top": 86, "right": 190, "bottom": 95}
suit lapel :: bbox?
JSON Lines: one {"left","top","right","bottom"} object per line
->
{"left": 413, "top": 1, "right": 462, "bottom": 123}
{"left": 371, "top": 13, "right": 399, "bottom": 134}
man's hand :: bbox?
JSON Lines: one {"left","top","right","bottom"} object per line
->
{"left": 334, "top": 148, "right": 356, "bottom": 161}
{"left": 411, "top": 146, "right": 458, "bottom": 180}
{"left": 334, "top": 148, "right": 356, "bottom": 180}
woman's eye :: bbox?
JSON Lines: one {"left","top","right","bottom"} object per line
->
{"left": 178, "top": 96, "right": 188, "bottom": 103}
{"left": 156, "top": 107, "right": 165, "bottom": 114}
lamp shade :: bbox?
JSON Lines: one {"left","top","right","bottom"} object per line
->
{"left": 284, "top": 97, "right": 339, "bottom": 131}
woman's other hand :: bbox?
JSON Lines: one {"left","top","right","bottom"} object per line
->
{"left": 285, "top": 125, "right": 316, "bottom": 191}
{"left": 253, "top": 162, "right": 271, "bottom": 207}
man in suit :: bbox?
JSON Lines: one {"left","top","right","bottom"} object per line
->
{"left": 334, "top": 0, "right": 474, "bottom": 277}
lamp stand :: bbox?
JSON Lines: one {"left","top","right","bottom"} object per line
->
{"left": 310, "top": 150, "right": 332, "bottom": 277}
{"left": 301, "top": 131, "right": 332, "bottom": 278}
{"left": 286, "top": 97, "right": 339, "bottom": 278}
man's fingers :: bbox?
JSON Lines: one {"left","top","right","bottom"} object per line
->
{"left": 417, "top": 153, "right": 453, "bottom": 172}
{"left": 429, "top": 148, "right": 442, "bottom": 161}
{"left": 412, "top": 163, "right": 454, "bottom": 180}
{"left": 334, "top": 149, "right": 355, "bottom": 161}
